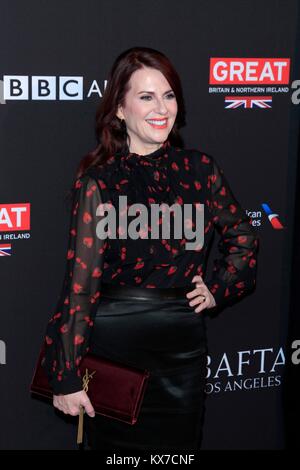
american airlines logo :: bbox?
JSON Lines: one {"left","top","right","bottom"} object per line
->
{"left": 245, "top": 203, "right": 284, "bottom": 229}
{"left": 1, "top": 76, "right": 107, "bottom": 102}
{"left": 261, "top": 203, "right": 284, "bottom": 229}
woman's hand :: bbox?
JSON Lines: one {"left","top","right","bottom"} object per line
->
{"left": 53, "top": 390, "right": 95, "bottom": 417}
{"left": 186, "top": 275, "right": 217, "bottom": 314}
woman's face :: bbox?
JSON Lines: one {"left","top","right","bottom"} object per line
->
{"left": 116, "top": 66, "right": 178, "bottom": 154}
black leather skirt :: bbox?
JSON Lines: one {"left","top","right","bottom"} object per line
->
{"left": 84, "top": 285, "right": 207, "bottom": 452}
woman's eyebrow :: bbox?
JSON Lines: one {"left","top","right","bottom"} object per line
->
{"left": 137, "top": 89, "right": 173, "bottom": 95}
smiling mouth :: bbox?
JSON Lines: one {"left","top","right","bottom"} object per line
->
{"left": 146, "top": 118, "right": 168, "bottom": 128}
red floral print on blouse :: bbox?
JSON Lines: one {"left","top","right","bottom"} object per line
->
{"left": 43, "top": 140, "right": 258, "bottom": 394}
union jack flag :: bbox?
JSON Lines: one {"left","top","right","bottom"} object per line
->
{"left": 224, "top": 96, "right": 272, "bottom": 109}
{"left": 0, "top": 244, "right": 12, "bottom": 256}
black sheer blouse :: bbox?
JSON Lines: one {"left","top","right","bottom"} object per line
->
{"left": 43, "top": 140, "right": 259, "bottom": 394}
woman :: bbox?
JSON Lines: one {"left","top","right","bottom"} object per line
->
{"left": 42, "top": 47, "right": 258, "bottom": 452}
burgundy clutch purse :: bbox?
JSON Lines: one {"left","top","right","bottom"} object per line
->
{"left": 30, "top": 346, "right": 150, "bottom": 428}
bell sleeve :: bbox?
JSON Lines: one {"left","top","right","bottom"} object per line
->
{"left": 42, "top": 173, "right": 107, "bottom": 395}
{"left": 205, "top": 156, "right": 259, "bottom": 308}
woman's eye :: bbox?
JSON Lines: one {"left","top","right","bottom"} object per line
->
{"left": 140, "top": 93, "right": 176, "bottom": 101}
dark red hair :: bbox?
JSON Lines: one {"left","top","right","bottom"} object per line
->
{"left": 75, "top": 46, "right": 186, "bottom": 181}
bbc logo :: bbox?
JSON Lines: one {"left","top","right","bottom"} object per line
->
{"left": 3, "top": 75, "right": 84, "bottom": 100}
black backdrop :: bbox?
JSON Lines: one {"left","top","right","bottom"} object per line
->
{"left": 0, "top": 0, "right": 299, "bottom": 450}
